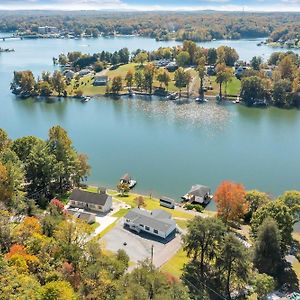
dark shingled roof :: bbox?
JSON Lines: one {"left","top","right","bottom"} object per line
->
{"left": 124, "top": 208, "right": 175, "bottom": 233}
{"left": 69, "top": 189, "right": 110, "bottom": 206}
{"left": 188, "top": 185, "right": 211, "bottom": 197}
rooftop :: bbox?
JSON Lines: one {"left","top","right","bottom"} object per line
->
{"left": 69, "top": 189, "right": 110, "bottom": 206}
{"left": 188, "top": 184, "right": 211, "bottom": 197}
{"left": 124, "top": 208, "right": 175, "bottom": 233}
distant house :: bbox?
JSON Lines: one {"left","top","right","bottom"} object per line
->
{"left": 68, "top": 189, "right": 112, "bottom": 213}
{"left": 64, "top": 70, "right": 75, "bottom": 80}
{"left": 264, "top": 69, "right": 273, "bottom": 78}
{"left": 154, "top": 59, "right": 171, "bottom": 67}
{"left": 181, "top": 184, "right": 212, "bottom": 205}
{"left": 79, "top": 69, "right": 91, "bottom": 77}
{"left": 38, "top": 26, "right": 58, "bottom": 35}
{"left": 93, "top": 76, "right": 108, "bottom": 86}
{"left": 68, "top": 210, "right": 96, "bottom": 224}
{"left": 124, "top": 208, "right": 176, "bottom": 239}
{"left": 166, "top": 62, "right": 178, "bottom": 72}
{"left": 206, "top": 65, "right": 216, "bottom": 76}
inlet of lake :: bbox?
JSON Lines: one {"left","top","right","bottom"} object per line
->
{"left": 0, "top": 35, "right": 300, "bottom": 212}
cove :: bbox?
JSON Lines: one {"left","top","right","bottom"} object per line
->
{"left": 0, "top": 35, "right": 300, "bottom": 207}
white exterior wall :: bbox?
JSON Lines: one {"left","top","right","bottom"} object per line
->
{"left": 123, "top": 218, "right": 175, "bottom": 239}
{"left": 69, "top": 197, "right": 112, "bottom": 213}
{"left": 102, "top": 196, "right": 112, "bottom": 213}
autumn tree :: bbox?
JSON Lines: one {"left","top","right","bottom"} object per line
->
{"left": 135, "top": 196, "right": 146, "bottom": 209}
{"left": 197, "top": 59, "right": 206, "bottom": 98}
{"left": 143, "top": 63, "right": 156, "bottom": 94}
{"left": 134, "top": 70, "right": 144, "bottom": 91}
{"left": 135, "top": 51, "right": 148, "bottom": 66}
{"left": 176, "top": 51, "right": 190, "bottom": 67}
{"left": 125, "top": 70, "right": 134, "bottom": 91}
{"left": 52, "top": 70, "right": 66, "bottom": 96}
{"left": 10, "top": 70, "right": 36, "bottom": 96}
{"left": 215, "top": 63, "right": 232, "bottom": 99}
{"left": 185, "top": 70, "right": 192, "bottom": 97}
{"left": 240, "top": 76, "right": 267, "bottom": 106}
{"left": 111, "top": 76, "right": 123, "bottom": 94}
{"left": 117, "top": 182, "right": 130, "bottom": 196}
{"left": 214, "top": 181, "right": 248, "bottom": 225}
{"left": 174, "top": 67, "right": 187, "bottom": 97}
{"left": 157, "top": 69, "right": 171, "bottom": 91}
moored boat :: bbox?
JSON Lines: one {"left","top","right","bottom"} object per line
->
{"left": 120, "top": 173, "right": 137, "bottom": 189}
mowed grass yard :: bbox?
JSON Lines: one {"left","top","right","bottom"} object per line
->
{"left": 65, "top": 74, "right": 106, "bottom": 96}
{"left": 206, "top": 75, "right": 241, "bottom": 96}
{"left": 161, "top": 248, "right": 188, "bottom": 278}
{"left": 65, "top": 63, "right": 199, "bottom": 96}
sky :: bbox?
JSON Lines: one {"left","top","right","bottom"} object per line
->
{"left": 0, "top": 0, "right": 300, "bottom": 12}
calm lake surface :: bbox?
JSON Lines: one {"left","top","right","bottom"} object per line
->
{"left": 0, "top": 35, "right": 300, "bottom": 209}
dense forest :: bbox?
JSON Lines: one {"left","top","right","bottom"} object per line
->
{"left": 0, "top": 11, "right": 299, "bottom": 42}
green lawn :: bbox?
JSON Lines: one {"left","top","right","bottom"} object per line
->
{"left": 175, "top": 219, "right": 189, "bottom": 230}
{"left": 112, "top": 208, "right": 130, "bottom": 218}
{"left": 113, "top": 193, "right": 194, "bottom": 220}
{"left": 90, "top": 222, "right": 100, "bottom": 231}
{"left": 65, "top": 74, "right": 106, "bottom": 96}
{"left": 160, "top": 248, "right": 188, "bottom": 278}
{"left": 208, "top": 75, "right": 241, "bottom": 96}
{"left": 107, "top": 63, "right": 138, "bottom": 78}
{"left": 65, "top": 63, "right": 199, "bottom": 96}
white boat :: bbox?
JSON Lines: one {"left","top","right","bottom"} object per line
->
{"left": 195, "top": 97, "right": 208, "bottom": 103}
{"left": 233, "top": 96, "right": 240, "bottom": 104}
{"left": 128, "top": 179, "right": 137, "bottom": 189}
{"left": 81, "top": 96, "right": 91, "bottom": 103}
{"left": 128, "top": 90, "right": 135, "bottom": 97}
{"left": 120, "top": 173, "right": 137, "bottom": 189}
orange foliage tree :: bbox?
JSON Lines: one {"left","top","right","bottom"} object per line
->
{"left": 5, "top": 244, "right": 39, "bottom": 273}
{"left": 214, "top": 181, "right": 248, "bottom": 224}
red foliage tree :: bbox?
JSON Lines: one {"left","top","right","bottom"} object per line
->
{"left": 214, "top": 181, "right": 248, "bottom": 224}
{"left": 50, "top": 198, "right": 66, "bottom": 215}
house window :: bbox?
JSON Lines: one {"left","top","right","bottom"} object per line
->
{"left": 139, "top": 224, "right": 144, "bottom": 227}
{"left": 153, "top": 229, "right": 158, "bottom": 234}
{"left": 145, "top": 226, "right": 150, "bottom": 231}
{"left": 126, "top": 219, "right": 130, "bottom": 223}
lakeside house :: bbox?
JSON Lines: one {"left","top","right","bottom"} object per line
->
{"left": 124, "top": 208, "right": 176, "bottom": 239}
{"left": 64, "top": 70, "right": 75, "bottom": 80}
{"left": 79, "top": 69, "right": 92, "bottom": 77}
{"left": 93, "top": 76, "right": 108, "bottom": 86}
{"left": 181, "top": 184, "right": 212, "bottom": 205}
{"left": 165, "top": 62, "right": 178, "bottom": 72}
{"left": 38, "top": 26, "right": 58, "bottom": 34}
{"left": 68, "top": 188, "right": 112, "bottom": 213}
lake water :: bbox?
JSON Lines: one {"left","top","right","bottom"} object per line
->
{"left": 0, "top": 35, "right": 300, "bottom": 209}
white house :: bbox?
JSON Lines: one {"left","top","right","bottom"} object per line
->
{"left": 123, "top": 208, "right": 176, "bottom": 239}
{"left": 68, "top": 189, "right": 112, "bottom": 213}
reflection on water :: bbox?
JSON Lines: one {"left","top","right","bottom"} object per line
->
{"left": 106, "top": 96, "right": 233, "bottom": 133}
